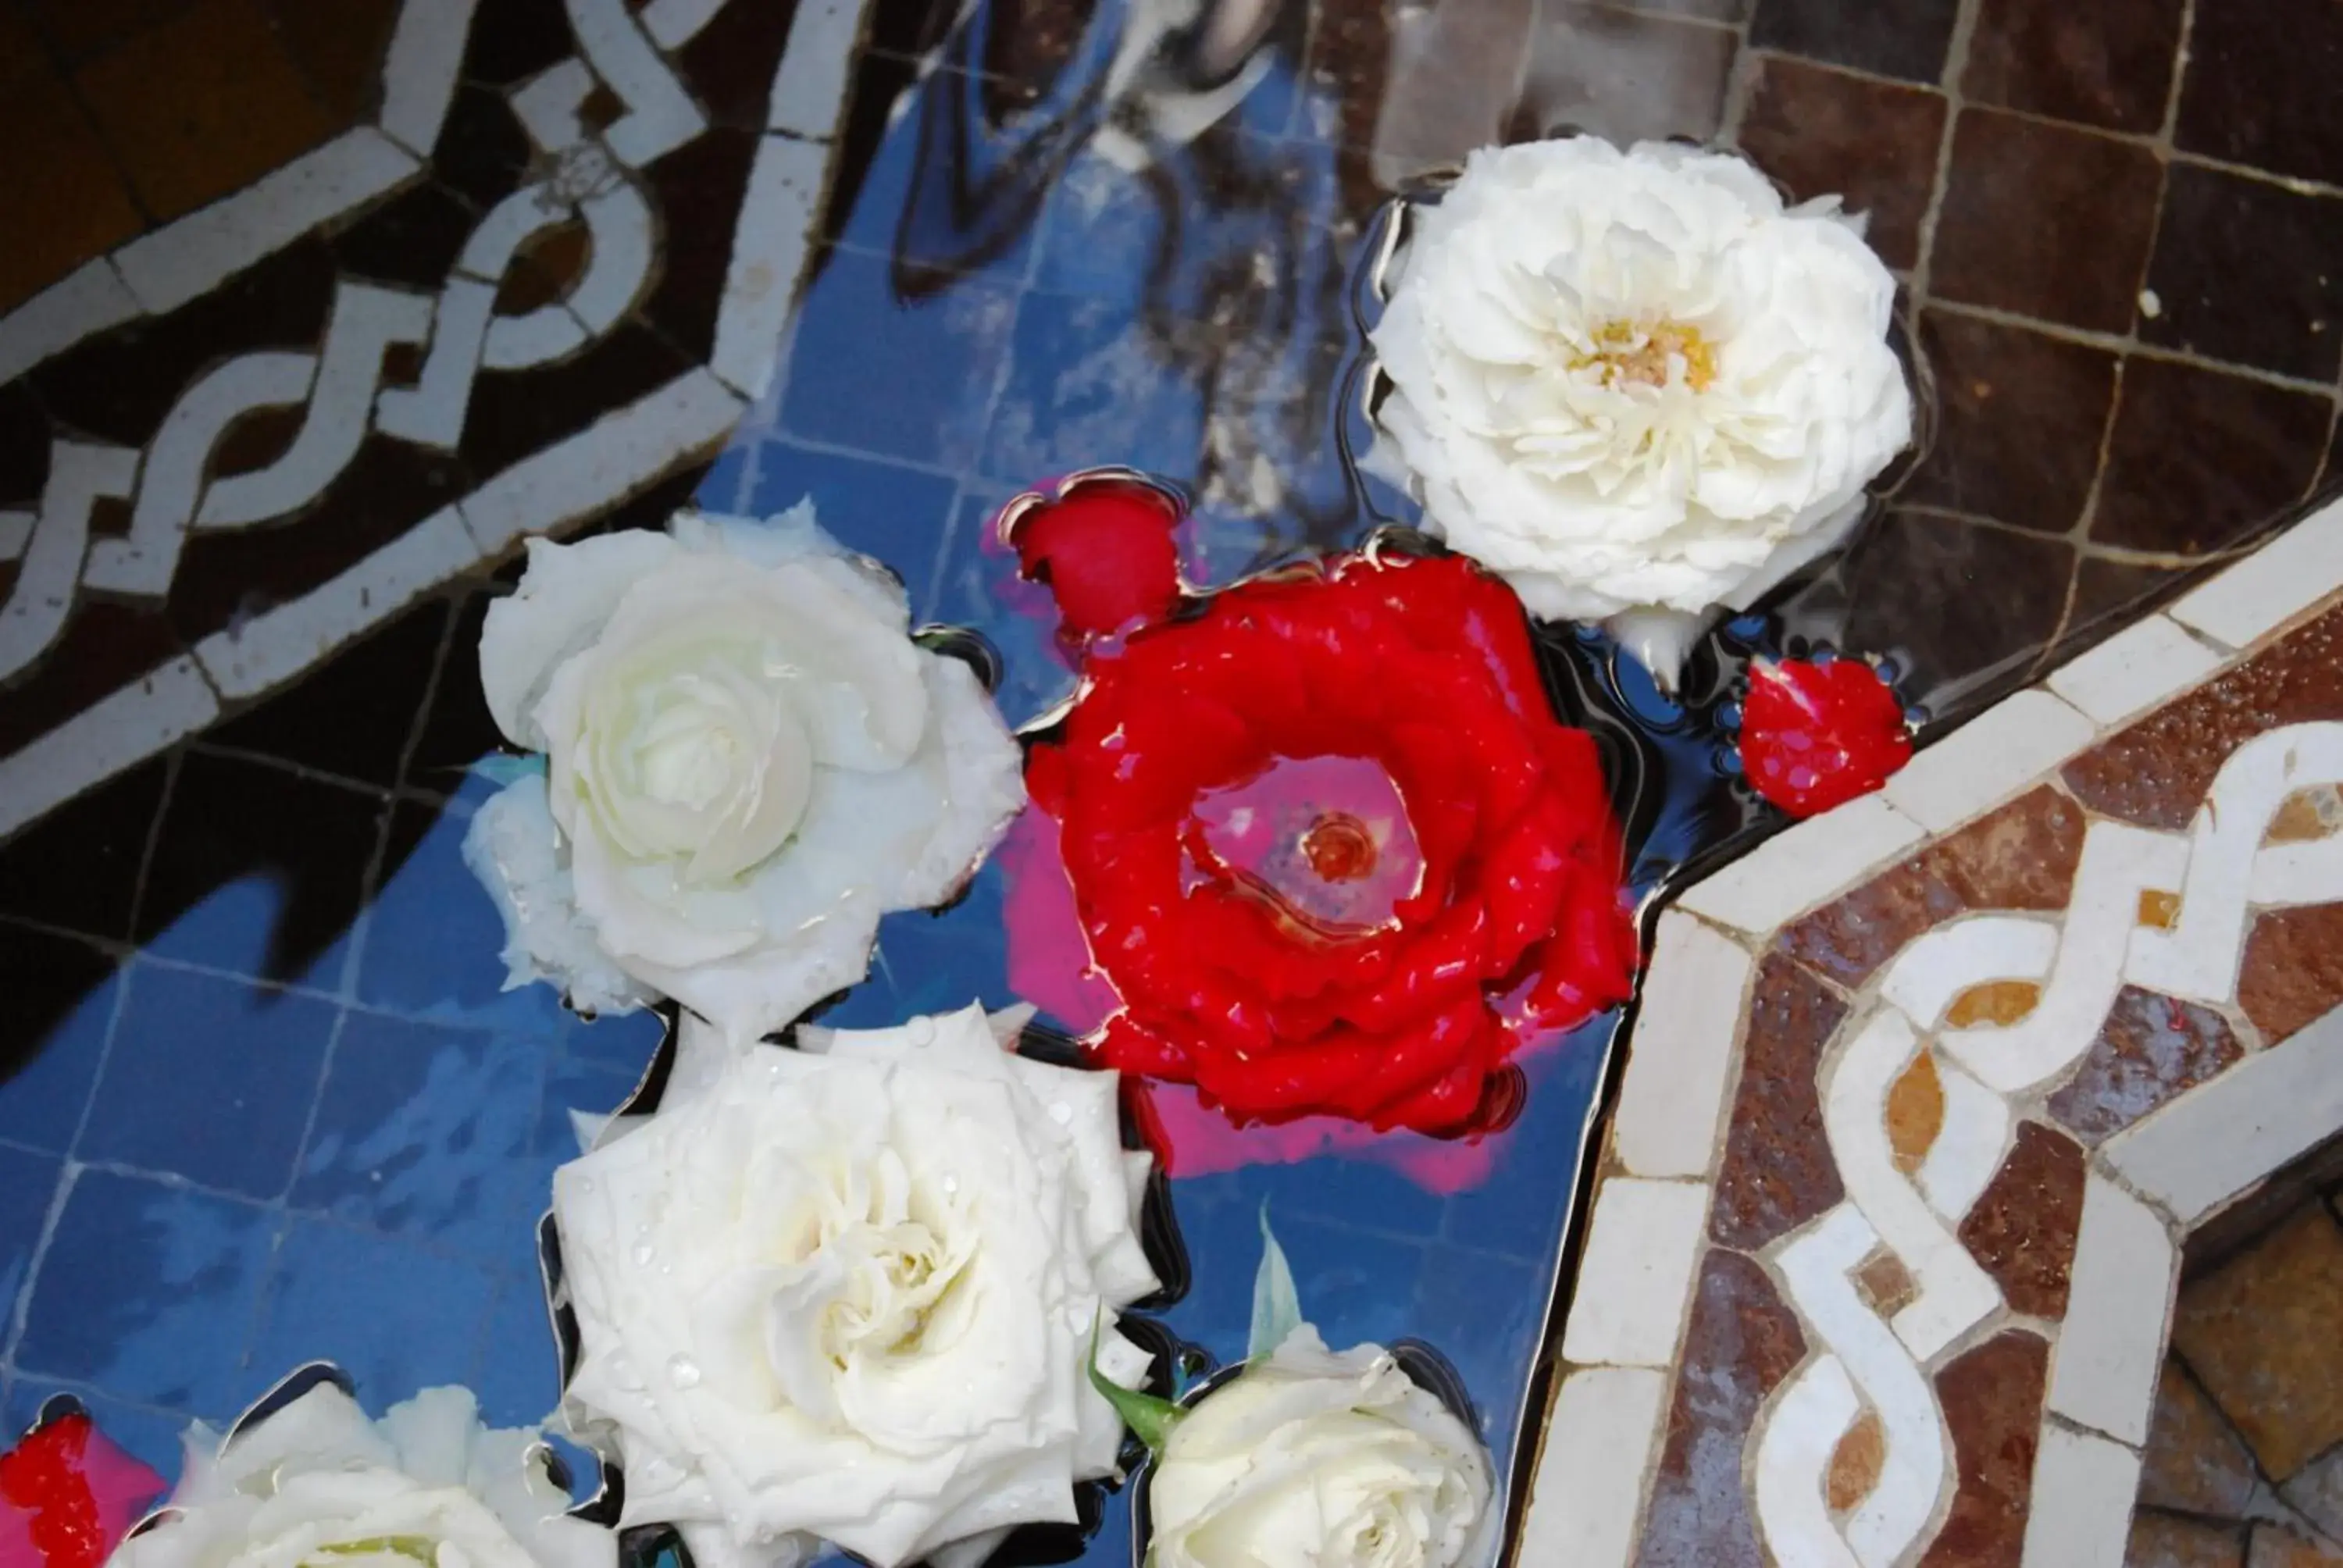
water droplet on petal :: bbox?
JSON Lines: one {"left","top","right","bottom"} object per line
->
{"left": 668, "top": 1354, "right": 704, "bottom": 1390}
{"left": 632, "top": 1242, "right": 656, "bottom": 1267}
{"left": 1048, "top": 1102, "right": 1074, "bottom": 1124}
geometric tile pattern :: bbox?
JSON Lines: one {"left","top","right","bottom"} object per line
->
{"left": 1528, "top": 498, "right": 2343, "bottom": 1566}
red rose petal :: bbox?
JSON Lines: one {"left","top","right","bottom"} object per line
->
{"left": 1007, "top": 479, "right": 1185, "bottom": 640}
{"left": 1739, "top": 657, "right": 1914, "bottom": 818}
{"left": 0, "top": 1415, "right": 165, "bottom": 1568}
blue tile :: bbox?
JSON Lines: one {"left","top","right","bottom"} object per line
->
{"left": 1031, "top": 152, "right": 1170, "bottom": 309}
{"left": 829, "top": 73, "right": 1042, "bottom": 289}
{"left": 0, "top": 1145, "right": 60, "bottom": 1339}
{"left": 533, "top": 1058, "right": 642, "bottom": 1164}
{"left": 555, "top": 1006, "right": 666, "bottom": 1076}
{"left": 2, "top": 1376, "right": 195, "bottom": 1485}
{"left": 927, "top": 489, "right": 1082, "bottom": 731}
{"left": 80, "top": 966, "right": 334, "bottom": 1200}
{"left": 815, "top": 866, "right": 1016, "bottom": 1032}
{"left": 1438, "top": 1032, "right": 1608, "bottom": 1262}
{"left": 358, "top": 802, "right": 581, "bottom": 1035}
{"left": 248, "top": 1219, "right": 496, "bottom": 1412}
{"left": 694, "top": 443, "right": 754, "bottom": 513}
{"left": 781, "top": 248, "right": 1015, "bottom": 471}
{"left": 16, "top": 1169, "right": 276, "bottom": 1414}
{"left": 743, "top": 440, "right": 961, "bottom": 616}
{"left": 290, "top": 1014, "right": 550, "bottom": 1265}
{"left": 0, "top": 935, "right": 119, "bottom": 1155}
{"left": 979, "top": 288, "right": 1208, "bottom": 487}
{"left": 473, "top": 1278, "right": 565, "bottom": 1431}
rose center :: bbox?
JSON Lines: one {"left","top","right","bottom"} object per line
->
{"left": 1578, "top": 318, "right": 1717, "bottom": 392}
{"left": 1301, "top": 813, "right": 1378, "bottom": 882}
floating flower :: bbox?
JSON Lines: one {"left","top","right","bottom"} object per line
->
{"left": 0, "top": 1403, "right": 164, "bottom": 1568}
{"left": 465, "top": 504, "right": 1026, "bottom": 1046}
{"left": 1011, "top": 479, "right": 1636, "bottom": 1135}
{"left": 1100, "top": 1218, "right": 1493, "bottom": 1568}
{"left": 1737, "top": 655, "right": 1913, "bottom": 817}
{"left": 112, "top": 1378, "right": 608, "bottom": 1568}
{"left": 550, "top": 1003, "right": 1161, "bottom": 1568}
{"left": 1367, "top": 137, "right": 1912, "bottom": 686}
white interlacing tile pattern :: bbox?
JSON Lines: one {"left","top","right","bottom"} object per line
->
{"left": 1526, "top": 497, "right": 2343, "bottom": 1568}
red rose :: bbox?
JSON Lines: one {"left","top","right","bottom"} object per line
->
{"left": 0, "top": 1411, "right": 165, "bottom": 1568}
{"left": 1013, "top": 486, "right": 1636, "bottom": 1135}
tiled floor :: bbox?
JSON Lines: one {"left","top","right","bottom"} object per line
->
{"left": 9, "top": 0, "right": 2343, "bottom": 1563}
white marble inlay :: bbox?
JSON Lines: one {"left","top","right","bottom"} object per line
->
{"left": 565, "top": 0, "right": 708, "bottom": 166}
{"left": 2047, "top": 613, "right": 2223, "bottom": 727}
{"left": 1915, "top": 1056, "right": 2008, "bottom": 1224}
{"left": 1822, "top": 1009, "right": 2002, "bottom": 1360}
{"left": 767, "top": 0, "right": 862, "bottom": 137}
{"left": 1559, "top": 1178, "right": 1709, "bottom": 1368}
{"left": 0, "top": 260, "right": 140, "bottom": 390}
{"left": 1610, "top": 912, "right": 1753, "bottom": 1180}
{"left": 378, "top": 0, "right": 483, "bottom": 155}
{"left": 2019, "top": 1425, "right": 2140, "bottom": 1568}
{"left": 2048, "top": 1175, "right": 2177, "bottom": 1447}
{"left": 711, "top": 133, "right": 827, "bottom": 399}
{"left": 1880, "top": 914, "right": 2057, "bottom": 1032}
{"left": 376, "top": 278, "right": 497, "bottom": 449}
{"left": 1521, "top": 1367, "right": 1670, "bottom": 1568}
{"left": 1883, "top": 690, "right": 2097, "bottom": 834}
{"left": 0, "top": 444, "right": 140, "bottom": 681}
{"left": 1678, "top": 793, "right": 1928, "bottom": 935}
{"left": 2169, "top": 495, "right": 2343, "bottom": 652}
{"left": 1754, "top": 1352, "right": 1863, "bottom": 1568}
{"left": 0, "top": 656, "right": 219, "bottom": 841}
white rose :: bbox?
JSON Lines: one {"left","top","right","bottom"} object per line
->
{"left": 550, "top": 1003, "right": 1161, "bottom": 1568}
{"left": 114, "top": 1383, "right": 608, "bottom": 1568}
{"left": 464, "top": 503, "right": 1027, "bottom": 1045}
{"left": 1368, "top": 137, "right": 1912, "bottom": 683}
{"left": 1147, "top": 1328, "right": 1494, "bottom": 1568}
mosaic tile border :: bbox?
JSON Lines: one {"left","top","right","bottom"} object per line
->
{"left": 1522, "top": 494, "right": 2343, "bottom": 1566}
{"left": 0, "top": 0, "right": 868, "bottom": 842}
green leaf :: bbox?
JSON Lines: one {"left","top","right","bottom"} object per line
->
{"left": 1089, "top": 1308, "right": 1185, "bottom": 1455}
{"left": 1247, "top": 1203, "right": 1303, "bottom": 1363}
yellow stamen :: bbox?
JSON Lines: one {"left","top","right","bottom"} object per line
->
{"left": 1574, "top": 319, "right": 1719, "bottom": 391}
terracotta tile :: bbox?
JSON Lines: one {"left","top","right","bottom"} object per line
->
{"left": 1959, "top": 1121, "right": 2088, "bottom": 1318}
{"left": 1510, "top": 5, "right": 1736, "bottom": 149}
{"left": 1888, "top": 1049, "right": 1945, "bottom": 1170}
{"left": 2049, "top": 987, "right": 2247, "bottom": 1145}
{"left": 74, "top": 0, "right": 334, "bottom": 223}
{"left": 1903, "top": 312, "right": 2120, "bottom": 533}
{"left": 1735, "top": 56, "right": 1945, "bottom": 271}
{"left": 2064, "top": 601, "right": 2343, "bottom": 831}
{"left": 1855, "top": 1249, "right": 1918, "bottom": 1316}
{"left": 1636, "top": 1249, "right": 1807, "bottom": 1568}
{"left": 1828, "top": 1409, "right": 1885, "bottom": 1511}
{"left": 2172, "top": 1206, "right": 2343, "bottom": 1481}
{"left": 1919, "top": 1331, "right": 2049, "bottom": 1566}
{"left": 1747, "top": 0, "right": 1958, "bottom": 84}
{"left": 261, "top": 0, "right": 397, "bottom": 123}
{"left": 1932, "top": 111, "right": 2164, "bottom": 334}
{"left": 2238, "top": 905, "right": 2343, "bottom": 1049}
{"left": 2129, "top": 1512, "right": 2250, "bottom": 1568}
{"left": 1778, "top": 785, "right": 2088, "bottom": 986}
{"left": 2176, "top": 0, "right": 2343, "bottom": 189}
{"left": 1709, "top": 952, "right": 1847, "bottom": 1250}
{"left": 2283, "top": 1444, "right": 2343, "bottom": 1545}
{"left": 0, "top": 61, "right": 145, "bottom": 312}
{"left": 2089, "top": 358, "right": 2329, "bottom": 558}
{"left": 1961, "top": 0, "right": 2183, "bottom": 133}
{"left": 2141, "top": 166, "right": 2343, "bottom": 383}
{"left": 2142, "top": 1357, "right": 2263, "bottom": 1518}
{"left": 2248, "top": 1526, "right": 2343, "bottom": 1566}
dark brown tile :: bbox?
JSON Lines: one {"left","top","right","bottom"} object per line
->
{"left": 73, "top": 0, "right": 334, "bottom": 222}
{"left": 1961, "top": 0, "right": 2182, "bottom": 133}
{"left": 2057, "top": 554, "right": 2199, "bottom": 657}
{"left": 2172, "top": 1205, "right": 2343, "bottom": 1481}
{"left": 1959, "top": 1121, "right": 2088, "bottom": 1318}
{"left": 0, "top": 61, "right": 145, "bottom": 312}
{"left": 1779, "top": 784, "right": 2088, "bottom": 986}
{"left": 455, "top": 323, "right": 699, "bottom": 487}
{"left": 1636, "top": 1249, "right": 1806, "bottom": 1568}
{"left": 2066, "top": 601, "right": 2343, "bottom": 829}
{"left": 0, "top": 756, "right": 165, "bottom": 939}
{"left": 2142, "top": 165, "right": 2343, "bottom": 383}
{"left": 2176, "top": 0, "right": 2343, "bottom": 190}
{"left": 261, "top": 0, "right": 398, "bottom": 123}
{"left": 1734, "top": 56, "right": 1944, "bottom": 271}
{"left": 0, "top": 373, "right": 56, "bottom": 511}
{"left": 2049, "top": 988, "right": 2246, "bottom": 1144}
{"left": 1931, "top": 109, "right": 2163, "bottom": 333}
{"left": 23, "top": 0, "right": 190, "bottom": 64}
{"left": 1904, "top": 312, "right": 2120, "bottom": 533}
{"left": 206, "top": 598, "right": 449, "bottom": 788}
{"left": 330, "top": 179, "right": 480, "bottom": 290}
{"left": 0, "top": 3, "right": 44, "bottom": 84}
{"left": 637, "top": 127, "right": 760, "bottom": 363}
{"left": 2142, "top": 1358, "right": 2262, "bottom": 1519}
{"left": 427, "top": 81, "right": 535, "bottom": 210}
{"left": 1748, "top": 0, "right": 1956, "bottom": 84}
{"left": 1510, "top": 5, "right": 1735, "bottom": 150}
{"left": 671, "top": 0, "right": 801, "bottom": 132}
{"left": 1840, "top": 510, "right": 2077, "bottom": 703}
{"left": 1710, "top": 952, "right": 1847, "bottom": 1250}
{"left": 2244, "top": 1524, "right": 2343, "bottom": 1566}
{"left": 979, "top": 0, "right": 1086, "bottom": 95}
{"left": 460, "top": 0, "right": 571, "bottom": 87}
{"left": 2091, "top": 358, "right": 2331, "bottom": 556}
{"left": 0, "top": 602, "right": 189, "bottom": 757}
{"left": 405, "top": 588, "right": 506, "bottom": 792}
{"left": 2239, "top": 904, "right": 2343, "bottom": 1049}
{"left": 1920, "top": 1331, "right": 2049, "bottom": 1566}
{"left": 2128, "top": 1511, "right": 2249, "bottom": 1568}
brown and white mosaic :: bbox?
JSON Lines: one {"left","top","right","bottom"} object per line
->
{"left": 1525, "top": 497, "right": 2343, "bottom": 1566}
